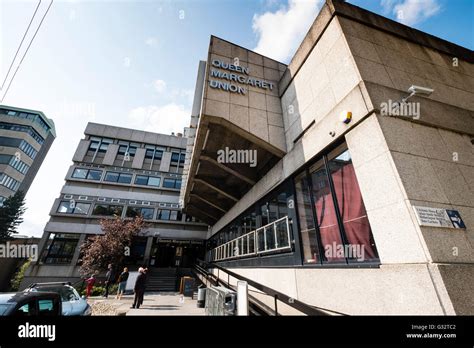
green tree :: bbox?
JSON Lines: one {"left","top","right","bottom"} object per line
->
{"left": 0, "top": 191, "right": 27, "bottom": 242}
{"left": 10, "top": 259, "right": 31, "bottom": 291}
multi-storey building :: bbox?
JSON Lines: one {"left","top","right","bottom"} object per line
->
{"left": 23, "top": 123, "right": 207, "bottom": 286}
{"left": 0, "top": 105, "right": 56, "bottom": 204}
{"left": 181, "top": 0, "right": 474, "bottom": 314}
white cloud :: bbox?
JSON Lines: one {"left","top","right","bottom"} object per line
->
{"left": 252, "top": 0, "right": 323, "bottom": 63}
{"left": 128, "top": 103, "right": 190, "bottom": 135}
{"left": 145, "top": 37, "right": 158, "bottom": 46}
{"left": 382, "top": 0, "right": 441, "bottom": 26}
{"left": 380, "top": 0, "right": 397, "bottom": 14}
{"left": 153, "top": 79, "right": 167, "bottom": 93}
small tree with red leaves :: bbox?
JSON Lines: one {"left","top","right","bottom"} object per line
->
{"left": 79, "top": 216, "right": 145, "bottom": 277}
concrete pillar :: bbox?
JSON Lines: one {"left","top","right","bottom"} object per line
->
{"left": 159, "top": 152, "right": 172, "bottom": 172}
{"left": 143, "top": 236, "right": 154, "bottom": 266}
{"left": 68, "top": 234, "right": 86, "bottom": 277}
{"left": 103, "top": 144, "right": 119, "bottom": 165}
{"left": 72, "top": 140, "right": 90, "bottom": 162}
{"left": 132, "top": 148, "right": 146, "bottom": 169}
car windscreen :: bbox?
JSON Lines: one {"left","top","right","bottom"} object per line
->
{"left": 0, "top": 303, "right": 14, "bottom": 315}
{"left": 33, "top": 286, "right": 79, "bottom": 301}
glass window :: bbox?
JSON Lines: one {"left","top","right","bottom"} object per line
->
{"left": 104, "top": 172, "right": 119, "bottom": 182}
{"left": 126, "top": 207, "right": 154, "bottom": 220}
{"left": 86, "top": 170, "right": 102, "bottom": 181}
{"left": 42, "top": 233, "right": 80, "bottom": 264}
{"left": 163, "top": 178, "right": 175, "bottom": 188}
{"left": 92, "top": 204, "right": 123, "bottom": 217}
{"left": 170, "top": 210, "right": 182, "bottom": 221}
{"left": 310, "top": 159, "right": 345, "bottom": 264}
{"left": 72, "top": 168, "right": 87, "bottom": 179}
{"left": 145, "top": 149, "right": 154, "bottom": 159}
{"left": 158, "top": 209, "right": 170, "bottom": 220}
{"left": 57, "top": 201, "right": 90, "bottom": 215}
{"left": 295, "top": 171, "right": 320, "bottom": 264}
{"left": 148, "top": 176, "right": 161, "bottom": 187}
{"left": 38, "top": 299, "right": 54, "bottom": 315}
{"left": 117, "top": 173, "right": 132, "bottom": 184}
{"left": 327, "top": 148, "right": 378, "bottom": 263}
{"left": 135, "top": 175, "right": 148, "bottom": 186}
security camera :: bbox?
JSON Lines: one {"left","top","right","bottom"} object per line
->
{"left": 407, "top": 85, "right": 434, "bottom": 97}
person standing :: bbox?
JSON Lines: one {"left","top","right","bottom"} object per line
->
{"left": 131, "top": 267, "right": 146, "bottom": 309}
{"left": 85, "top": 274, "right": 96, "bottom": 298}
{"left": 116, "top": 267, "right": 129, "bottom": 300}
{"left": 103, "top": 264, "right": 115, "bottom": 299}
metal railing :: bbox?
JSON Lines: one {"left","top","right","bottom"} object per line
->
{"left": 193, "top": 260, "right": 347, "bottom": 316}
{"left": 211, "top": 216, "right": 292, "bottom": 261}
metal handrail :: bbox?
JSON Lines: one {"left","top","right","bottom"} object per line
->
{"left": 194, "top": 259, "right": 347, "bottom": 316}
{"left": 211, "top": 216, "right": 292, "bottom": 262}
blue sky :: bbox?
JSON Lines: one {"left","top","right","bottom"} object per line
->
{"left": 0, "top": 0, "right": 472, "bottom": 237}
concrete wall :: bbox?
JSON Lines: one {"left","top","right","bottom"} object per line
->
{"left": 201, "top": 36, "right": 287, "bottom": 152}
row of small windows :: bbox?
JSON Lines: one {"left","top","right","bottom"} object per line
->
{"left": 86, "top": 137, "right": 184, "bottom": 169}
{"left": 0, "top": 173, "right": 20, "bottom": 191}
{"left": 0, "top": 122, "right": 44, "bottom": 145}
{"left": 57, "top": 201, "right": 183, "bottom": 221}
{"left": 71, "top": 168, "right": 181, "bottom": 189}
{"left": 0, "top": 108, "right": 51, "bottom": 133}
{"left": 0, "top": 154, "right": 29, "bottom": 175}
{"left": 19, "top": 140, "right": 38, "bottom": 159}
{"left": 0, "top": 137, "right": 38, "bottom": 160}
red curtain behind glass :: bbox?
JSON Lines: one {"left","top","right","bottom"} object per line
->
{"left": 331, "top": 162, "right": 377, "bottom": 259}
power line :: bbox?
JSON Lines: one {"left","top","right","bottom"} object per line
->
{"left": 0, "top": 0, "right": 42, "bottom": 92}
{"left": 1, "top": 0, "right": 54, "bottom": 104}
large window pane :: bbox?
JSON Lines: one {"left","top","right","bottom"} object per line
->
{"left": 135, "top": 175, "right": 148, "bottom": 185}
{"left": 92, "top": 204, "right": 123, "bottom": 217}
{"left": 310, "top": 160, "right": 345, "bottom": 264}
{"left": 104, "top": 172, "right": 119, "bottom": 182}
{"left": 118, "top": 174, "right": 132, "bottom": 184}
{"left": 328, "top": 147, "right": 378, "bottom": 262}
{"left": 295, "top": 171, "right": 320, "bottom": 264}
{"left": 72, "top": 168, "right": 87, "bottom": 179}
{"left": 87, "top": 170, "right": 102, "bottom": 181}
{"left": 148, "top": 176, "right": 161, "bottom": 187}
{"left": 163, "top": 178, "right": 175, "bottom": 188}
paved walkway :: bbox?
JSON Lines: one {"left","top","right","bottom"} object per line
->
{"left": 88, "top": 292, "right": 206, "bottom": 316}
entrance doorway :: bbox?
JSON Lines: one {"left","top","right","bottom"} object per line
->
{"left": 149, "top": 239, "right": 205, "bottom": 268}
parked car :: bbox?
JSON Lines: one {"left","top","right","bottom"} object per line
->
{"left": 0, "top": 291, "right": 62, "bottom": 316}
{"left": 25, "top": 282, "right": 91, "bottom": 316}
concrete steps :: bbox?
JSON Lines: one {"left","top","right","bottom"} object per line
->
{"left": 145, "top": 268, "right": 178, "bottom": 292}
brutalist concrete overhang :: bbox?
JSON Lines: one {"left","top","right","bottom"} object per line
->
{"left": 180, "top": 37, "right": 288, "bottom": 224}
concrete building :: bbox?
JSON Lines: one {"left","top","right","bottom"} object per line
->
{"left": 181, "top": 0, "right": 474, "bottom": 314}
{"left": 0, "top": 105, "right": 56, "bottom": 204}
{"left": 23, "top": 123, "right": 208, "bottom": 288}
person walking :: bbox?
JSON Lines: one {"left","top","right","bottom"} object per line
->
{"left": 85, "top": 274, "right": 96, "bottom": 298}
{"left": 116, "top": 267, "right": 129, "bottom": 300}
{"left": 103, "top": 264, "right": 115, "bottom": 299}
{"left": 131, "top": 267, "right": 146, "bottom": 309}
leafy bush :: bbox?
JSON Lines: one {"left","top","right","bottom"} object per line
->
{"left": 10, "top": 259, "right": 31, "bottom": 291}
{"left": 80, "top": 284, "right": 119, "bottom": 297}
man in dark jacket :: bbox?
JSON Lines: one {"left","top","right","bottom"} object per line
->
{"left": 103, "top": 264, "right": 115, "bottom": 299}
{"left": 131, "top": 267, "right": 146, "bottom": 309}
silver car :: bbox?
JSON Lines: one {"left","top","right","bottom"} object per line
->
{"left": 25, "top": 282, "right": 91, "bottom": 316}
